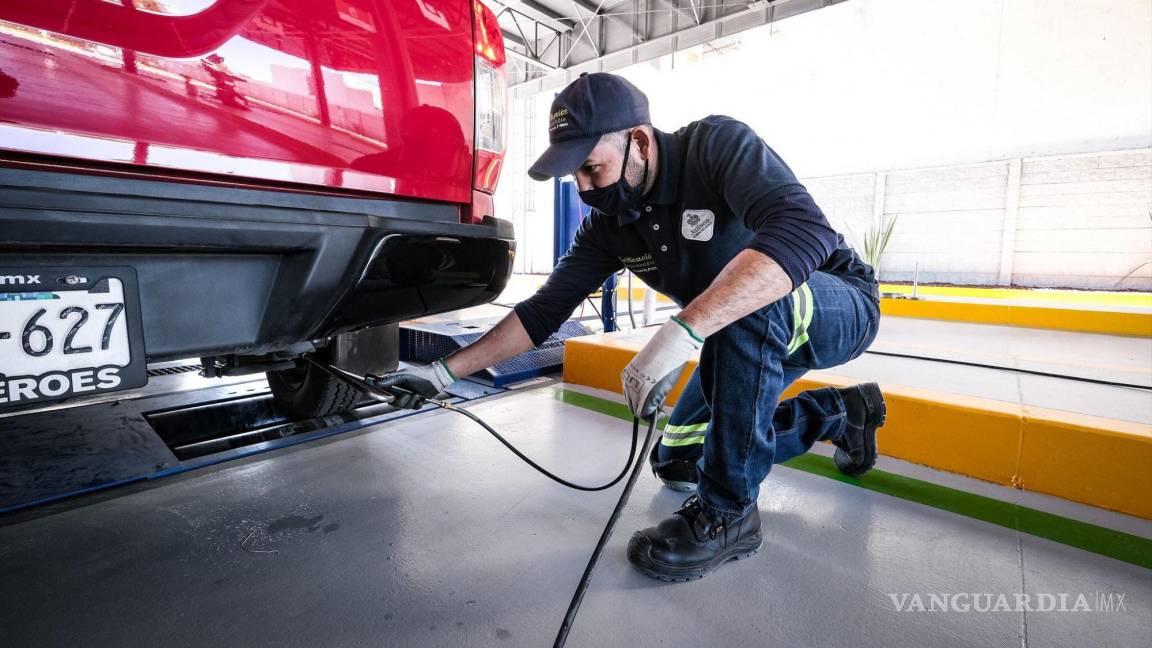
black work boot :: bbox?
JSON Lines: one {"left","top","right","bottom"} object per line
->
{"left": 627, "top": 495, "right": 763, "bottom": 582}
{"left": 832, "top": 382, "right": 886, "bottom": 476}
{"left": 648, "top": 442, "right": 699, "bottom": 492}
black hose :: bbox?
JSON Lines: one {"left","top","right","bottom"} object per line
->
{"left": 415, "top": 390, "right": 661, "bottom": 644}
{"left": 438, "top": 403, "right": 659, "bottom": 645}
{"left": 448, "top": 396, "right": 660, "bottom": 645}
{"left": 309, "top": 357, "right": 661, "bottom": 645}
{"left": 553, "top": 416, "right": 658, "bottom": 648}
{"left": 864, "top": 349, "right": 1151, "bottom": 390}
{"left": 306, "top": 356, "right": 657, "bottom": 491}
{"left": 444, "top": 401, "right": 655, "bottom": 492}
{"left": 306, "top": 357, "right": 670, "bottom": 644}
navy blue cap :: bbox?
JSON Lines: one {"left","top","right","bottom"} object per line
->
{"left": 528, "top": 73, "right": 650, "bottom": 181}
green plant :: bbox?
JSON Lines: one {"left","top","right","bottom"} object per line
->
{"left": 863, "top": 215, "right": 899, "bottom": 273}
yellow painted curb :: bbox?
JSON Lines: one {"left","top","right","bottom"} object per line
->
{"left": 1017, "top": 409, "right": 1152, "bottom": 519}
{"left": 563, "top": 333, "right": 1152, "bottom": 519}
{"left": 880, "top": 298, "right": 1152, "bottom": 337}
{"left": 880, "top": 284, "right": 1152, "bottom": 308}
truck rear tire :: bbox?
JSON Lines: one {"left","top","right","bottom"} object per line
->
{"left": 267, "top": 324, "right": 400, "bottom": 419}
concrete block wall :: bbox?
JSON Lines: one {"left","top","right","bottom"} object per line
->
{"left": 802, "top": 173, "right": 876, "bottom": 248}
{"left": 805, "top": 149, "right": 1152, "bottom": 290}
{"left": 1014, "top": 150, "right": 1152, "bottom": 289}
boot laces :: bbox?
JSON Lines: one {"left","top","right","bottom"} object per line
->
{"left": 676, "top": 495, "right": 726, "bottom": 540}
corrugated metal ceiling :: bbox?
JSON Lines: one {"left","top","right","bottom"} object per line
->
{"left": 481, "top": 0, "right": 850, "bottom": 94}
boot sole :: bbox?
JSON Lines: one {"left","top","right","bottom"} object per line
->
{"left": 627, "top": 533, "right": 763, "bottom": 583}
{"left": 649, "top": 444, "right": 700, "bottom": 493}
{"left": 834, "top": 383, "right": 886, "bottom": 477}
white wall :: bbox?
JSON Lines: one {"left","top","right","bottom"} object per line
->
{"left": 496, "top": 0, "right": 1152, "bottom": 288}
{"left": 1014, "top": 150, "right": 1152, "bottom": 289}
{"left": 806, "top": 149, "right": 1152, "bottom": 289}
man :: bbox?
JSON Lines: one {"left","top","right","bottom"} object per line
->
{"left": 375, "top": 73, "right": 886, "bottom": 582}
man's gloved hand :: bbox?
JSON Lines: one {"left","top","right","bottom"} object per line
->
{"left": 369, "top": 359, "right": 456, "bottom": 409}
{"left": 622, "top": 315, "right": 704, "bottom": 419}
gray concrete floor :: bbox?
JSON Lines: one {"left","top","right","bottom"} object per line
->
{"left": 2, "top": 383, "right": 1148, "bottom": 648}
{"left": 868, "top": 316, "right": 1151, "bottom": 387}
{"left": 834, "top": 316, "right": 1152, "bottom": 424}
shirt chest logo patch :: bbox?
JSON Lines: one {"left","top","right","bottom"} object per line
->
{"left": 681, "top": 209, "right": 715, "bottom": 242}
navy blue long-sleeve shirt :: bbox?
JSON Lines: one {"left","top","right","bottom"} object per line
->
{"left": 514, "top": 115, "right": 878, "bottom": 346}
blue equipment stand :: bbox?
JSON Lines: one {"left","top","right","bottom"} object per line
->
{"left": 554, "top": 179, "right": 616, "bottom": 332}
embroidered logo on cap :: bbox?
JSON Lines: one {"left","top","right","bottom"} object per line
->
{"left": 549, "top": 107, "right": 570, "bottom": 133}
{"left": 681, "top": 209, "right": 715, "bottom": 242}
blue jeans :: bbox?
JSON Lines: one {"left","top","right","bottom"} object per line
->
{"left": 657, "top": 271, "right": 881, "bottom": 520}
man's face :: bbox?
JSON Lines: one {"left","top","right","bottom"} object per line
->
{"left": 573, "top": 130, "right": 647, "bottom": 193}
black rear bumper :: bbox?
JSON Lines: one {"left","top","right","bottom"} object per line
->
{"left": 0, "top": 168, "right": 514, "bottom": 361}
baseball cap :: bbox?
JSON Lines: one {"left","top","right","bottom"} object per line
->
{"left": 528, "top": 73, "right": 651, "bottom": 181}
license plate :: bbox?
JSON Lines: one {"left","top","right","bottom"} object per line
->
{"left": 0, "top": 267, "right": 147, "bottom": 409}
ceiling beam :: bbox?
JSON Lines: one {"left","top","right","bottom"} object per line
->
{"left": 631, "top": 0, "right": 649, "bottom": 43}
{"left": 501, "top": 29, "right": 529, "bottom": 49}
{"left": 522, "top": 0, "right": 578, "bottom": 26}
{"left": 562, "top": 0, "right": 606, "bottom": 66}
{"left": 487, "top": 0, "right": 573, "bottom": 33}
{"left": 569, "top": 0, "right": 605, "bottom": 16}
{"left": 512, "top": 1, "right": 778, "bottom": 93}
{"left": 508, "top": 48, "right": 558, "bottom": 71}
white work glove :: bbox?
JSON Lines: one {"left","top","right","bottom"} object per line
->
{"left": 621, "top": 316, "right": 704, "bottom": 419}
{"left": 370, "top": 359, "right": 456, "bottom": 409}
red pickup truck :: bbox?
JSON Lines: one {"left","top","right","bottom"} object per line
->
{"left": 0, "top": 0, "right": 514, "bottom": 417}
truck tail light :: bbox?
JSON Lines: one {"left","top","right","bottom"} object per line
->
{"left": 473, "top": 0, "right": 506, "bottom": 67}
{"left": 472, "top": 0, "right": 506, "bottom": 204}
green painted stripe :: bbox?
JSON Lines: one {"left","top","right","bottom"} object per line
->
{"left": 781, "top": 454, "right": 1152, "bottom": 570}
{"left": 553, "top": 388, "right": 664, "bottom": 426}
{"left": 552, "top": 387, "right": 1152, "bottom": 571}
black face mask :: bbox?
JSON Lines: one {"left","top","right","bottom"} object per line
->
{"left": 578, "top": 135, "right": 649, "bottom": 218}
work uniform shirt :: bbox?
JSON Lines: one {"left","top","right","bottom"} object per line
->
{"left": 514, "top": 115, "right": 878, "bottom": 346}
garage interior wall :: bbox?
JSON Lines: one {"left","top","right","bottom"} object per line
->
{"left": 495, "top": 0, "right": 1152, "bottom": 289}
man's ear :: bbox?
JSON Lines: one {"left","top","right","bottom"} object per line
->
{"left": 633, "top": 127, "right": 653, "bottom": 161}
